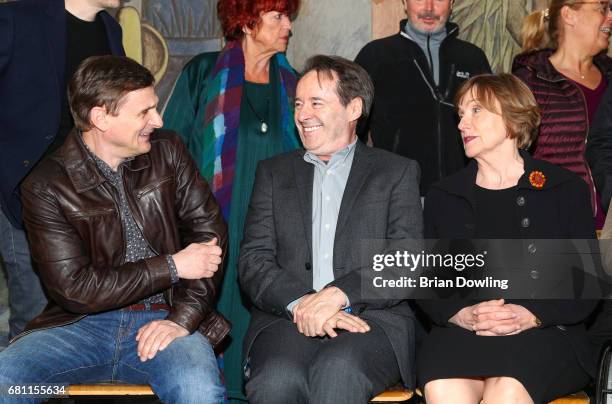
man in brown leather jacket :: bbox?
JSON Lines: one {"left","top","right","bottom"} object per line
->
{"left": 0, "top": 55, "right": 229, "bottom": 404}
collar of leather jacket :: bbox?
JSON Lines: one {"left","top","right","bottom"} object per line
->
{"left": 61, "top": 129, "right": 152, "bottom": 193}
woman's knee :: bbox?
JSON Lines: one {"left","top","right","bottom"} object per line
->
{"left": 425, "top": 378, "right": 484, "bottom": 404}
{"left": 483, "top": 377, "right": 534, "bottom": 404}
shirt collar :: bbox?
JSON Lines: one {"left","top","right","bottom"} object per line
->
{"left": 79, "top": 133, "right": 134, "bottom": 181}
{"left": 303, "top": 139, "right": 358, "bottom": 167}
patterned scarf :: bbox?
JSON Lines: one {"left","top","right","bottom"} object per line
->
{"left": 201, "top": 41, "right": 299, "bottom": 219}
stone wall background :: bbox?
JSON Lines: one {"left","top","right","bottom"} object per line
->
{"left": 123, "top": 0, "right": 555, "bottom": 105}
{"left": 286, "top": 0, "right": 372, "bottom": 71}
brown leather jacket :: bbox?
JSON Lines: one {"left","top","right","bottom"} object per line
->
{"left": 17, "top": 129, "right": 230, "bottom": 347}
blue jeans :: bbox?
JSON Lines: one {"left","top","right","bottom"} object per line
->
{"left": 0, "top": 309, "right": 224, "bottom": 403}
{"left": 0, "top": 209, "right": 47, "bottom": 342}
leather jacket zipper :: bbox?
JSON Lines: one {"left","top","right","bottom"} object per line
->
{"left": 122, "top": 175, "right": 159, "bottom": 256}
{"left": 121, "top": 175, "right": 173, "bottom": 305}
{"left": 102, "top": 182, "right": 128, "bottom": 263}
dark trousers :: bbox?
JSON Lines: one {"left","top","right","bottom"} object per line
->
{"left": 245, "top": 319, "right": 400, "bottom": 404}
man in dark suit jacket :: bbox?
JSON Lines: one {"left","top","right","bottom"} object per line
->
{"left": 0, "top": 0, "right": 124, "bottom": 343}
{"left": 239, "top": 55, "right": 423, "bottom": 403}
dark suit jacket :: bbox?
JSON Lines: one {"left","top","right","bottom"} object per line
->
{"left": 0, "top": 0, "right": 124, "bottom": 227}
{"left": 239, "top": 141, "right": 423, "bottom": 387}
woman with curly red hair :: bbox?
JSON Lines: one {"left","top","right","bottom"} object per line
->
{"left": 163, "top": 0, "right": 300, "bottom": 400}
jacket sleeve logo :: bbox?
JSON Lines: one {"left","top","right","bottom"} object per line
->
{"left": 456, "top": 71, "right": 471, "bottom": 79}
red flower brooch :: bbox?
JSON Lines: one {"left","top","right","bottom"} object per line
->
{"left": 528, "top": 170, "right": 546, "bottom": 189}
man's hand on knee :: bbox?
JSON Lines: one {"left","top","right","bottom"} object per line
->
{"left": 136, "top": 319, "right": 189, "bottom": 362}
{"left": 292, "top": 287, "right": 348, "bottom": 337}
{"left": 172, "top": 238, "right": 222, "bottom": 279}
{"left": 322, "top": 312, "right": 370, "bottom": 338}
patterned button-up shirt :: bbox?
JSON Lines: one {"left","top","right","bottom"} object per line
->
{"left": 86, "top": 143, "right": 178, "bottom": 306}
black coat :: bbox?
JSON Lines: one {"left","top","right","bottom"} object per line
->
{"left": 355, "top": 20, "right": 491, "bottom": 195}
{"left": 421, "top": 151, "right": 598, "bottom": 375}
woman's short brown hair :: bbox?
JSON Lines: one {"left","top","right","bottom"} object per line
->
{"left": 454, "top": 73, "right": 541, "bottom": 150}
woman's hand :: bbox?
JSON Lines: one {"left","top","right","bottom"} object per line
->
{"left": 448, "top": 299, "right": 507, "bottom": 331}
{"left": 472, "top": 301, "right": 539, "bottom": 336}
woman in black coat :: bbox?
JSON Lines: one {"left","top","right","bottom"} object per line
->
{"left": 418, "top": 74, "right": 598, "bottom": 404}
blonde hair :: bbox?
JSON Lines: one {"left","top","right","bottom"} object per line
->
{"left": 521, "top": 0, "right": 584, "bottom": 52}
{"left": 454, "top": 74, "right": 541, "bottom": 150}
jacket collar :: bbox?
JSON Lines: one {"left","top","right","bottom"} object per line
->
{"left": 399, "top": 19, "right": 459, "bottom": 42}
{"left": 61, "top": 129, "right": 151, "bottom": 193}
{"left": 336, "top": 141, "right": 374, "bottom": 237}
{"left": 431, "top": 150, "right": 576, "bottom": 208}
{"left": 512, "top": 49, "right": 612, "bottom": 82}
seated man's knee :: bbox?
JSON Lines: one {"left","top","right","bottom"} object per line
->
{"left": 483, "top": 377, "right": 533, "bottom": 404}
{"left": 0, "top": 348, "right": 42, "bottom": 384}
{"left": 154, "top": 365, "right": 223, "bottom": 404}
{"left": 308, "top": 347, "right": 370, "bottom": 395}
{"left": 310, "top": 345, "right": 368, "bottom": 380}
{"left": 246, "top": 356, "right": 308, "bottom": 404}
{"left": 152, "top": 335, "right": 224, "bottom": 404}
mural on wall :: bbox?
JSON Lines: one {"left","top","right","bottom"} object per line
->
{"left": 77, "top": 0, "right": 555, "bottom": 105}
{"left": 141, "top": 0, "right": 220, "bottom": 38}
{"left": 117, "top": 7, "right": 168, "bottom": 83}
{"left": 286, "top": 0, "right": 372, "bottom": 71}
{"left": 136, "top": 0, "right": 222, "bottom": 104}
{"left": 127, "top": 0, "right": 372, "bottom": 103}
{"left": 452, "top": 0, "right": 534, "bottom": 73}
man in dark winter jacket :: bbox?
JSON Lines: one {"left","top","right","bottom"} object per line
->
{"left": 355, "top": 0, "right": 491, "bottom": 196}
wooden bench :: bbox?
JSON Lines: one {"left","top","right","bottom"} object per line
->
{"left": 67, "top": 384, "right": 589, "bottom": 403}
{"left": 67, "top": 384, "right": 413, "bottom": 401}
{"left": 370, "top": 387, "right": 413, "bottom": 402}
{"left": 67, "top": 384, "right": 154, "bottom": 396}
{"left": 548, "top": 391, "right": 589, "bottom": 404}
